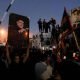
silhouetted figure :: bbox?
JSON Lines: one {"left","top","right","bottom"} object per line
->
{"left": 50, "top": 18, "right": 56, "bottom": 28}
{"left": 9, "top": 54, "right": 23, "bottom": 79}
{"left": 38, "top": 18, "right": 43, "bottom": 32}
{"left": 50, "top": 18, "right": 57, "bottom": 41}
{"left": 56, "top": 24, "right": 60, "bottom": 43}
{"left": 56, "top": 24, "right": 60, "bottom": 32}
{"left": 43, "top": 19, "right": 47, "bottom": 33}
{"left": 46, "top": 21, "right": 51, "bottom": 33}
{"left": 0, "top": 46, "right": 8, "bottom": 78}
{"left": 40, "top": 32, "right": 44, "bottom": 42}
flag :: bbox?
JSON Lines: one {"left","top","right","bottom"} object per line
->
{"left": 7, "top": 13, "right": 29, "bottom": 51}
{"left": 60, "top": 7, "right": 72, "bottom": 40}
{"left": 59, "top": 7, "right": 80, "bottom": 54}
{"left": 59, "top": 7, "right": 72, "bottom": 54}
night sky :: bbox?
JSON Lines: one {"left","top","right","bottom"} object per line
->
{"left": 0, "top": 0, "right": 80, "bottom": 36}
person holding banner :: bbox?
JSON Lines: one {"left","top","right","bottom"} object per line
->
{"left": 7, "top": 13, "right": 29, "bottom": 63}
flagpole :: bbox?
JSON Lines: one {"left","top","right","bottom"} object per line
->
{"left": 72, "top": 31, "right": 80, "bottom": 51}
{"left": 0, "top": 0, "right": 16, "bottom": 25}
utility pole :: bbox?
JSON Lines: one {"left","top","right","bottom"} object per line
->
{"left": 0, "top": 0, "right": 16, "bottom": 25}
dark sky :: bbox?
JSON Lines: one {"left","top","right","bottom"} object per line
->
{"left": 0, "top": 0, "right": 80, "bottom": 35}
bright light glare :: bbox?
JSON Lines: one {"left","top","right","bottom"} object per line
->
{"left": 63, "top": 56, "right": 66, "bottom": 59}
{"left": 73, "top": 52, "right": 76, "bottom": 57}
{"left": 42, "top": 47, "right": 45, "bottom": 50}
{"left": 52, "top": 46, "right": 56, "bottom": 49}
{"left": 0, "top": 28, "right": 7, "bottom": 43}
{"left": 25, "top": 32, "right": 28, "bottom": 37}
{"left": 0, "top": 29, "right": 5, "bottom": 35}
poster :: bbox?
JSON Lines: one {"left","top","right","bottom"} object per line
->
{"left": 7, "top": 13, "right": 29, "bottom": 53}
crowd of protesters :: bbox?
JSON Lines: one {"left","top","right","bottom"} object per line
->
{"left": 0, "top": 45, "right": 57, "bottom": 80}
{"left": 0, "top": 45, "right": 80, "bottom": 80}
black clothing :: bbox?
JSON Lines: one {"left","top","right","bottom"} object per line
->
{"left": 38, "top": 19, "right": 43, "bottom": 32}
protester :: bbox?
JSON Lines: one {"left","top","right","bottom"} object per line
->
{"left": 38, "top": 18, "right": 43, "bottom": 32}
